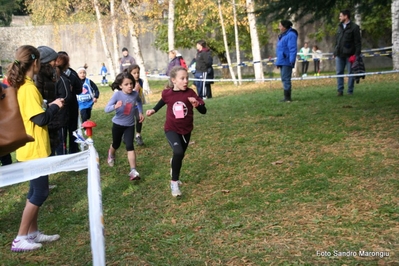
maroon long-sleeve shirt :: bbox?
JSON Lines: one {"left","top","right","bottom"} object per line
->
{"left": 153, "top": 88, "right": 206, "bottom": 135}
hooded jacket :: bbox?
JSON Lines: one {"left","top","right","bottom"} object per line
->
{"left": 275, "top": 27, "right": 298, "bottom": 67}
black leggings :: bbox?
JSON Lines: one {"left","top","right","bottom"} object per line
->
{"left": 112, "top": 123, "right": 135, "bottom": 151}
{"left": 301, "top": 61, "right": 309, "bottom": 74}
{"left": 165, "top": 131, "right": 191, "bottom": 181}
{"left": 313, "top": 59, "right": 320, "bottom": 73}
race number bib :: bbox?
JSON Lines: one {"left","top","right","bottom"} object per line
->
{"left": 173, "top": 102, "right": 185, "bottom": 119}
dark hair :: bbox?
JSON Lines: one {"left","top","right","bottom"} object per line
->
{"left": 313, "top": 45, "right": 319, "bottom": 50}
{"left": 6, "top": 45, "right": 40, "bottom": 89}
{"left": 340, "top": 9, "right": 351, "bottom": 19}
{"left": 196, "top": 40, "right": 207, "bottom": 48}
{"left": 56, "top": 53, "right": 70, "bottom": 72}
{"left": 124, "top": 64, "right": 140, "bottom": 74}
{"left": 111, "top": 72, "right": 135, "bottom": 91}
{"left": 280, "top": 20, "right": 293, "bottom": 29}
{"left": 166, "top": 66, "right": 187, "bottom": 89}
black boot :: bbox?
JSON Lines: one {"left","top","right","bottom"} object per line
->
{"left": 286, "top": 90, "right": 292, "bottom": 102}
{"left": 280, "top": 90, "right": 291, "bottom": 102}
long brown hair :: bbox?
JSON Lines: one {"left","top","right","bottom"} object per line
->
{"left": 6, "top": 45, "right": 40, "bottom": 89}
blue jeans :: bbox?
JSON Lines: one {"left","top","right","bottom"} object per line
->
{"left": 280, "top": 66, "right": 292, "bottom": 91}
{"left": 335, "top": 56, "right": 354, "bottom": 94}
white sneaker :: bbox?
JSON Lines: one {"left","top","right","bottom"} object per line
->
{"left": 30, "top": 231, "right": 60, "bottom": 243}
{"left": 170, "top": 181, "right": 182, "bottom": 197}
{"left": 129, "top": 169, "right": 140, "bottom": 180}
{"left": 11, "top": 238, "right": 42, "bottom": 252}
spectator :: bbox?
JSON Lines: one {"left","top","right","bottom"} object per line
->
{"left": 7, "top": 45, "right": 64, "bottom": 252}
{"left": 275, "top": 20, "right": 298, "bottom": 102}
{"left": 312, "top": 45, "right": 322, "bottom": 76}
{"left": 299, "top": 42, "right": 311, "bottom": 77}
{"left": 100, "top": 63, "right": 108, "bottom": 86}
{"left": 120, "top": 47, "right": 136, "bottom": 73}
{"left": 58, "top": 51, "right": 83, "bottom": 154}
{"left": 166, "top": 50, "right": 181, "bottom": 76}
{"left": 333, "top": 9, "right": 361, "bottom": 96}
{"left": 35, "top": 46, "right": 60, "bottom": 154}
{"left": 194, "top": 40, "right": 213, "bottom": 99}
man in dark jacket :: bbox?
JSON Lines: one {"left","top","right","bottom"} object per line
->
{"left": 194, "top": 40, "right": 213, "bottom": 99}
{"left": 120, "top": 47, "right": 136, "bottom": 73}
{"left": 334, "top": 9, "right": 361, "bottom": 96}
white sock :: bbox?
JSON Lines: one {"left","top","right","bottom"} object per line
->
{"left": 16, "top": 235, "right": 28, "bottom": 240}
{"left": 27, "top": 231, "right": 39, "bottom": 238}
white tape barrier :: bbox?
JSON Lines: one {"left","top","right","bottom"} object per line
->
{"left": 87, "top": 143, "right": 106, "bottom": 266}
{"left": 0, "top": 142, "right": 106, "bottom": 266}
{"left": 0, "top": 150, "right": 89, "bottom": 188}
{"left": 147, "top": 69, "right": 399, "bottom": 83}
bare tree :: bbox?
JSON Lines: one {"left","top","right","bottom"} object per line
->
{"left": 232, "top": 0, "right": 242, "bottom": 85}
{"left": 110, "top": 0, "right": 120, "bottom": 76}
{"left": 121, "top": 0, "right": 151, "bottom": 95}
{"left": 93, "top": 0, "right": 116, "bottom": 79}
{"left": 217, "top": 0, "right": 237, "bottom": 85}
{"left": 246, "top": 0, "right": 264, "bottom": 82}
{"left": 168, "top": 0, "right": 175, "bottom": 51}
{"left": 392, "top": 0, "right": 399, "bottom": 69}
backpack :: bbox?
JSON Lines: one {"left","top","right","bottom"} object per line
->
{"left": 178, "top": 56, "right": 188, "bottom": 69}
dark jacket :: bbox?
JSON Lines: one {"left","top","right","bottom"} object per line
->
{"left": 275, "top": 27, "right": 298, "bottom": 67}
{"left": 52, "top": 72, "right": 72, "bottom": 128}
{"left": 36, "top": 64, "right": 56, "bottom": 102}
{"left": 351, "top": 55, "right": 366, "bottom": 84}
{"left": 166, "top": 57, "right": 181, "bottom": 76}
{"left": 195, "top": 48, "right": 213, "bottom": 73}
{"left": 334, "top": 21, "right": 361, "bottom": 57}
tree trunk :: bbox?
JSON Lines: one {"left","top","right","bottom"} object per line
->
{"left": 93, "top": 0, "right": 116, "bottom": 80}
{"left": 110, "top": 0, "right": 119, "bottom": 76}
{"left": 392, "top": 0, "right": 399, "bottom": 70}
{"left": 246, "top": 0, "right": 264, "bottom": 83}
{"left": 232, "top": 0, "right": 242, "bottom": 85}
{"left": 168, "top": 0, "right": 175, "bottom": 51}
{"left": 217, "top": 0, "right": 237, "bottom": 85}
{"left": 121, "top": 0, "right": 151, "bottom": 95}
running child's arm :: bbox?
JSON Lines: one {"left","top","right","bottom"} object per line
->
{"left": 146, "top": 99, "right": 165, "bottom": 117}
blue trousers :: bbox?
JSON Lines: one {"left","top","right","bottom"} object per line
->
{"left": 280, "top": 66, "right": 293, "bottom": 91}
{"left": 335, "top": 56, "right": 354, "bottom": 94}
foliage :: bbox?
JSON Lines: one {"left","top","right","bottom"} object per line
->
{"left": 1, "top": 74, "right": 399, "bottom": 264}
{"left": 24, "top": 0, "right": 96, "bottom": 25}
{"left": 153, "top": 0, "right": 269, "bottom": 62}
{"left": 256, "top": 0, "right": 392, "bottom": 46}
{"left": 0, "top": 0, "right": 26, "bottom": 26}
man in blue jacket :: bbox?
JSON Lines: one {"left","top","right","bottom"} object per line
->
{"left": 275, "top": 20, "right": 298, "bottom": 102}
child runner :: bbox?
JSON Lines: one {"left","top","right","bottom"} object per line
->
{"left": 105, "top": 72, "right": 144, "bottom": 180}
{"left": 100, "top": 63, "right": 108, "bottom": 86}
{"left": 76, "top": 67, "right": 100, "bottom": 122}
{"left": 7, "top": 45, "right": 64, "bottom": 252}
{"left": 125, "top": 64, "right": 145, "bottom": 146}
{"left": 146, "top": 66, "right": 207, "bottom": 197}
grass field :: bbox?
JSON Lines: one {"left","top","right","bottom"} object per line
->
{"left": 1, "top": 74, "right": 399, "bottom": 265}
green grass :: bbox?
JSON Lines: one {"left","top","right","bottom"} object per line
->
{"left": 1, "top": 74, "right": 399, "bottom": 265}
